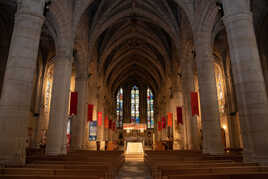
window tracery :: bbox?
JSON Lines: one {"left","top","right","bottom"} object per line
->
{"left": 131, "top": 85, "right": 140, "bottom": 123}
{"left": 116, "top": 88, "right": 123, "bottom": 128}
{"left": 147, "top": 88, "right": 154, "bottom": 128}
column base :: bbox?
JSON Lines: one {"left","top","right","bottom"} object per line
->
{"left": 0, "top": 155, "right": 25, "bottom": 167}
{"left": 46, "top": 151, "right": 67, "bottom": 156}
{"left": 243, "top": 151, "right": 268, "bottom": 165}
{"left": 70, "top": 146, "right": 82, "bottom": 151}
{"left": 46, "top": 146, "right": 67, "bottom": 156}
{"left": 254, "top": 155, "right": 268, "bottom": 166}
{"left": 0, "top": 137, "right": 26, "bottom": 166}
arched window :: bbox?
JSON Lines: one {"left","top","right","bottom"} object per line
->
{"left": 44, "top": 67, "right": 53, "bottom": 112}
{"left": 147, "top": 88, "right": 154, "bottom": 128}
{"left": 215, "top": 64, "right": 225, "bottom": 113}
{"left": 116, "top": 88, "right": 123, "bottom": 128}
{"left": 131, "top": 85, "right": 140, "bottom": 123}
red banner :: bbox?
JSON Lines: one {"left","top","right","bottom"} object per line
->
{"left": 69, "top": 92, "right": 78, "bottom": 115}
{"left": 98, "top": 112, "right": 102, "bottom": 126}
{"left": 162, "top": 117, "right": 166, "bottom": 129}
{"left": 177, "top": 107, "right": 183, "bottom": 125}
{"left": 109, "top": 119, "right": 112, "bottom": 129}
{"left": 112, "top": 121, "right": 116, "bottom": 131}
{"left": 191, "top": 92, "right": 200, "bottom": 116}
{"left": 158, "top": 121, "right": 162, "bottom": 131}
{"left": 88, "top": 104, "right": 94, "bottom": 122}
{"left": 167, "top": 112, "right": 173, "bottom": 127}
{"left": 104, "top": 116, "right": 109, "bottom": 129}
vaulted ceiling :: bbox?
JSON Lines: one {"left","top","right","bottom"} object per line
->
{"left": 86, "top": 0, "right": 183, "bottom": 95}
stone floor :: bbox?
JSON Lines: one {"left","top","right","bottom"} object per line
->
{"left": 117, "top": 158, "right": 151, "bottom": 179}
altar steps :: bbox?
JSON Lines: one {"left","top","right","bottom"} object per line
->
{"left": 125, "top": 154, "right": 144, "bottom": 161}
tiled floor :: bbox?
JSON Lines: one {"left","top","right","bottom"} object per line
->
{"left": 117, "top": 159, "right": 151, "bottom": 179}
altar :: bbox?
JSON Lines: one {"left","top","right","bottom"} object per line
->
{"left": 123, "top": 123, "right": 146, "bottom": 154}
{"left": 126, "top": 142, "right": 144, "bottom": 154}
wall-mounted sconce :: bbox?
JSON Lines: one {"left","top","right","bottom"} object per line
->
{"left": 44, "top": 0, "right": 52, "bottom": 16}
{"left": 216, "top": 2, "right": 224, "bottom": 17}
{"left": 222, "top": 124, "right": 227, "bottom": 131}
{"left": 192, "top": 50, "right": 196, "bottom": 58}
{"left": 177, "top": 73, "right": 182, "bottom": 78}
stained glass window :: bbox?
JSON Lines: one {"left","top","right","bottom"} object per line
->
{"left": 44, "top": 70, "right": 53, "bottom": 112}
{"left": 116, "top": 88, "right": 123, "bottom": 128}
{"left": 147, "top": 88, "right": 154, "bottom": 128}
{"left": 215, "top": 65, "right": 225, "bottom": 113}
{"left": 131, "top": 85, "right": 140, "bottom": 123}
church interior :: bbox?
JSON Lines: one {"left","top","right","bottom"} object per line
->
{"left": 1, "top": 0, "right": 268, "bottom": 178}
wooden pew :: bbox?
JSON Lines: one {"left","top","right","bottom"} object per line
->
{"left": 161, "top": 166, "right": 268, "bottom": 179}
{"left": 144, "top": 151, "right": 268, "bottom": 179}
{"left": 0, "top": 168, "right": 107, "bottom": 178}
{"left": 1, "top": 151, "right": 125, "bottom": 179}
{"left": 0, "top": 176, "right": 99, "bottom": 179}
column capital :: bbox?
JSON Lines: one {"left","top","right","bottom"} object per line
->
{"left": 223, "top": 12, "right": 253, "bottom": 26}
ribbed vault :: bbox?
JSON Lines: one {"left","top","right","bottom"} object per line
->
{"left": 86, "top": 0, "right": 183, "bottom": 96}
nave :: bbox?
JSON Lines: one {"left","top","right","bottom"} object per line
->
{"left": 117, "top": 159, "right": 151, "bottom": 179}
{"left": 2, "top": 0, "right": 268, "bottom": 178}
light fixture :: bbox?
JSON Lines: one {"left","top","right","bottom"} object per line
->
{"left": 222, "top": 124, "right": 227, "bottom": 130}
{"left": 44, "top": 0, "right": 52, "bottom": 16}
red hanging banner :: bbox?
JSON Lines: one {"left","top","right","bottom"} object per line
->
{"left": 191, "top": 92, "right": 200, "bottom": 116}
{"left": 98, "top": 112, "right": 102, "bottom": 126}
{"left": 87, "top": 104, "right": 94, "bottom": 122}
{"left": 162, "top": 117, "right": 166, "bottom": 129}
{"left": 104, "top": 116, "right": 109, "bottom": 129}
{"left": 109, "top": 119, "right": 112, "bottom": 129}
{"left": 177, "top": 107, "right": 183, "bottom": 125}
{"left": 112, "top": 121, "right": 116, "bottom": 131}
{"left": 158, "top": 121, "right": 162, "bottom": 131}
{"left": 167, "top": 112, "right": 173, "bottom": 127}
{"left": 69, "top": 92, "right": 78, "bottom": 115}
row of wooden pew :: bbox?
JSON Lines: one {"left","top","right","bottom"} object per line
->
{"left": 0, "top": 150, "right": 125, "bottom": 179}
{"left": 144, "top": 150, "right": 268, "bottom": 179}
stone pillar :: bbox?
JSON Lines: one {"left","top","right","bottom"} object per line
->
{"left": 182, "top": 55, "right": 201, "bottom": 150}
{"left": 0, "top": 0, "right": 45, "bottom": 165}
{"left": 46, "top": 56, "right": 73, "bottom": 155}
{"left": 71, "top": 71, "right": 88, "bottom": 149}
{"left": 195, "top": 38, "right": 224, "bottom": 155}
{"left": 223, "top": 1, "right": 268, "bottom": 164}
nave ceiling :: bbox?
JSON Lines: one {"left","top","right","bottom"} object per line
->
{"left": 82, "top": 0, "right": 189, "bottom": 96}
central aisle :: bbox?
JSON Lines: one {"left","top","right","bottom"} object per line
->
{"left": 117, "top": 158, "right": 151, "bottom": 179}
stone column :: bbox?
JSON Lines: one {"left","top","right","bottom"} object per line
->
{"left": 0, "top": 0, "right": 45, "bottom": 165}
{"left": 195, "top": 38, "right": 224, "bottom": 155}
{"left": 46, "top": 56, "right": 73, "bottom": 155}
{"left": 71, "top": 71, "right": 88, "bottom": 149}
{"left": 223, "top": 1, "right": 268, "bottom": 164}
{"left": 181, "top": 55, "right": 201, "bottom": 150}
